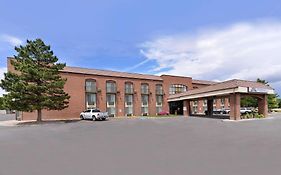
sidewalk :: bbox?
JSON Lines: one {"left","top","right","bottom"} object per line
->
{"left": 0, "top": 120, "right": 21, "bottom": 127}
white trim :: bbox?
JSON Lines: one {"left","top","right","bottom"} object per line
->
{"left": 168, "top": 86, "right": 275, "bottom": 102}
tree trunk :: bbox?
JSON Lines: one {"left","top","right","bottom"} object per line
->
{"left": 37, "top": 109, "right": 42, "bottom": 122}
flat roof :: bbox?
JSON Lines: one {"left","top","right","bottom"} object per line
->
{"left": 168, "top": 79, "right": 274, "bottom": 101}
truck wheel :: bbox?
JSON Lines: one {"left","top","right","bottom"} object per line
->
{"left": 92, "top": 116, "right": 97, "bottom": 121}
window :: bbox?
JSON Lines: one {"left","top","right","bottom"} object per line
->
{"left": 141, "top": 95, "right": 149, "bottom": 115}
{"left": 221, "top": 98, "right": 225, "bottom": 108}
{"left": 125, "top": 94, "right": 133, "bottom": 116}
{"left": 156, "top": 84, "right": 163, "bottom": 95}
{"left": 85, "top": 80, "right": 96, "bottom": 92}
{"left": 106, "top": 81, "right": 116, "bottom": 93}
{"left": 213, "top": 99, "right": 217, "bottom": 110}
{"left": 106, "top": 94, "right": 116, "bottom": 117}
{"left": 125, "top": 82, "right": 134, "bottom": 116}
{"left": 193, "top": 100, "right": 198, "bottom": 114}
{"left": 156, "top": 95, "right": 163, "bottom": 113}
{"left": 125, "top": 82, "right": 134, "bottom": 94}
{"left": 141, "top": 83, "right": 149, "bottom": 94}
{"left": 85, "top": 80, "right": 97, "bottom": 108}
{"left": 106, "top": 81, "right": 116, "bottom": 117}
{"left": 169, "top": 84, "right": 187, "bottom": 95}
{"left": 156, "top": 84, "right": 163, "bottom": 114}
{"left": 203, "top": 100, "right": 207, "bottom": 112}
{"left": 86, "top": 93, "right": 97, "bottom": 107}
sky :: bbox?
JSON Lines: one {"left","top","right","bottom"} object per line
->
{"left": 0, "top": 0, "right": 281, "bottom": 96}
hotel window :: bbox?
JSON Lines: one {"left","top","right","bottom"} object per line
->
{"left": 213, "top": 99, "right": 217, "bottom": 110}
{"left": 169, "top": 84, "right": 187, "bottom": 95}
{"left": 141, "top": 83, "right": 149, "bottom": 94}
{"left": 156, "top": 84, "right": 163, "bottom": 95}
{"left": 141, "top": 83, "right": 149, "bottom": 116}
{"left": 203, "top": 100, "right": 207, "bottom": 112}
{"left": 85, "top": 80, "right": 97, "bottom": 108}
{"left": 156, "top": 84, "right": 163, "bottom": 114}
{"left": 125, "top": 82, "right": 134, "bottom": 116}
{"left": 125, "top": 82, "right": 134, "bottom": 94}
{"left": 221, "top": 98, "right": 225, "bottom": 108}
{"left": 106, "top": 81, "right": 116, "bottom": 117}
{"left": 193, "top": 100, "right": 198, "bottom": 114}
{"left": 125, "top": 95, "right": 133, "bottom": 116}
{"left": 106, "top": 81, "right": 116, "bottom": 93}
{"left": 156, "top": 95, "right": 163, "bottom": 114}
{"left": 141, "top": 95, "right": 149, "bottom": 115}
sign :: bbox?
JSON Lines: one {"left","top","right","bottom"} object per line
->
{"left": 248, "top": 87, "right": 270, "bottom": 93}
{"left": 183, "top": 107, "right": 187, "bottom": 111}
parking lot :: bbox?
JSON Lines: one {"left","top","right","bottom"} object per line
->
{"left": 1, "top": 115, "right": 281, "bottom": 175}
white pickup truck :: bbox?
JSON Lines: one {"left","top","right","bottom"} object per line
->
{"left": 80, "top": 109, "right": 109, "bottom": 121}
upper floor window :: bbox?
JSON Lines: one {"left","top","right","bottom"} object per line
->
{"left": 141, "top": 83, "right": 149, "bottom": 94}
{"left": 169, "top": 84, "right": 187, "bottom": 95}
{"left": 106, "top": 81, "right": 116, "bottom": 93}
{"left": 85, "top": 79, "right": 96, "bottom": 92}
{"left": 125, "top": 82, "right": 134, "bottom": 94}
{"left": 156, "top": 84, "right": 163, "bottom": 95}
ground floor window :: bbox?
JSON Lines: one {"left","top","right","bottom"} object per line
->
{"left": 213, "top": 99, "right": 217, "bottom": 110}
{"left": 86, "top": 93, "right": 96, "bottom": 108}
{"left": 106, "top": 94, "right": 116, "bottom": 117}
{"left": 221, "top": 98, "right": 225, "bottom": 108}
{"left": 141, "top": 95, "right": 149, "bottom": 115}
{"left": 203, "top": 100, "right": 207, "bottom": 112}
{"left": 156, "top": 95, "right": 163, "bottom": 114}
{"left": 192, "top": 100, "right": 198, "bottom": 114}
{"left": 125, "top": 94, "right": 133, "bottom": 116}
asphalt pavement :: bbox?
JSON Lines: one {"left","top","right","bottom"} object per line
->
{"left": 0, "top": 115, "right": 281, "bottom": 175}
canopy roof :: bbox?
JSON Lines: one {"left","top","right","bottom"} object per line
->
{"left": 168, "top": 79, "right": 274, "bottom": 102}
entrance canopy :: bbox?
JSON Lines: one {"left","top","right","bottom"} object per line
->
{"left": 168, "top": 79, "right": 275, "bottom": 120}
{"left": 168, "top": 79, "right": 274, "bottom": 102}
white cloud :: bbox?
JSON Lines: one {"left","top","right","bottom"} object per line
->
{"left": 140, "top": 20, "right": 281, "bottom": 93}
{"left": 0, "top": 67, "right": 7, "bottom": 97}
{"left": 0, "top": 34, "right": 23, "bottom": 46}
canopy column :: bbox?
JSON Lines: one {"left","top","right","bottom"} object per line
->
{"left": 183, "top": 100, "right": 191, "bottom": 117}
{"left": 258, "top": 94, "right": 268, "bottom": 117}
{"left": 229, "top": 93, "right": 241, "bottom": 120}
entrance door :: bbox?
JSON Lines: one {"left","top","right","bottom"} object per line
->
{"left": 169, "top": 101, "right": 183, "bottom": 115}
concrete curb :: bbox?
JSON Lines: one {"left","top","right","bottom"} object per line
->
{"left": 112, "top": 116, "right": 181, "bottom": 120}
{"left": 0, "top": 118, "right": 81, "bottom": 127}
{"left": 0, "top": 120, "right": 21, "bottom": 127}
{"left": 222, "top": 116, "right": 275, "bottom": 122}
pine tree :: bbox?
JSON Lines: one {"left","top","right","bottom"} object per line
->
{"left": 0, "top": 39, "right": 70, "bottom": 121}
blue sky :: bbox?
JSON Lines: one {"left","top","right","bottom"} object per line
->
{"left": 1, "top": 0, "right": 281, "bottom": 95}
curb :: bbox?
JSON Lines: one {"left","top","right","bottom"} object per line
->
{"left": 222, "top": 116, "right": 275, "bottom": 122}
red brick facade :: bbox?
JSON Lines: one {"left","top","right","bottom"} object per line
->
{"left": 7, "top": 58, "right": 229, "bottom": 120}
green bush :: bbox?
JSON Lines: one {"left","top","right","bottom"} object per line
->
{"left": 241, "top": 112, "right": 265, "bottom": 119}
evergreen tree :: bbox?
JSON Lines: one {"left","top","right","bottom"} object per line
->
{"left": 0, "top": 97, "right": 4, "bottom": 110}
{"left": 0, "top": 39, "right": 70, "bottom": 121}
